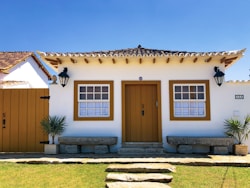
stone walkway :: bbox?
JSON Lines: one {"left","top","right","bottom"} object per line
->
{"left": 105, "top": 163, "right": 175, "bottom": 188}
{"left": 0, "top": 153, "right": 250, "bottom": 166}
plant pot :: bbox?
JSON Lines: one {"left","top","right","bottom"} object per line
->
{"left": 234, "top": 144, "right": 248, "bottom": 156}
{"left": 44, "top": 144, "right": 59, "bottom": 154}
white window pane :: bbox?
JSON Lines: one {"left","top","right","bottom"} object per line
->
{"left": 175, "top": 102, "right": 181, "bottom": 108}
{"left": 182, "top": 102, "right": 189, "bottom": 108}
{"left": 173, "top": 83, "right": 206, "bottom": 118}
{"left": 183, "top": 93, "right": 189, "bottom": 99}
{"left": 95, "top": 109, "right": 102, "bottom": 115}
{"left": 80, "top": 94, "right": 86, "bottom": 100}
{"left": 79, "top": 86, "right": 86, "bottom": 92}
{"left": 102, "top": 108, "right": 109, "bottom": 116}
{"left": 95, "top": 86, "right": 101, "bottom": 92}
{"left": 87, "top": 86, "right": 93, "bottom": 92}
{"left": 95, "top": 94, "right": 101, "bottom": 100}
{"left": 95, "top": 102, "right": 102, "bottom": 108}
{"left": 190, "top": 86, "right": 196, "bottom": 92}
{"left": 103, "top": 102, "right": 109, "bottom": 108}
{"left": 102, "top": 86, "right": 109, "bottom": 92}
{"left": 198, "top": 93, "right": 204, "bottom": 99}
{"left": 87, "top": 102, "right": 95, "bottom": 108}
{"left": 79, "top": 103, "right": 86, "bottom": 108}
{"left": 175, "top": 86, "right": 181, "bottom": 92}
{"left": 174, "top": 108, "right": 182, "bottom": 116}
{"left": 87, "top": 94, "right": 93, "bottom": 100}
{"left": 198, "top": 102, "right": 205, "bottom": 108}
{"left": 182, "top": 108, "right": 189, "bottom": 115}
{"left": 190, "top": 108, "right": 197, "bottom": 115}
{"left": 198, "top": 108, "right": 205, "bottom": 116}
{"left": 190, "top": 93, "right": 196, "bottom": 99}
{"left": 78, "top": 84, "right": 111, "bottom": 118}
{"left": 190, "top": 102, "right": 197, "bottom": 108}
{"left": 183, "top": 86, "right": 189, "bottom": 92}
{"left": 198, "top": 86, "right": 204, "bottom": 92}
{"left": 175, "top": 93, "right": 181, "bottom": 99}
{"left": 102, "top": 94, "right": 108, "bottom": 100}
{"left": 87, "top": 109, "right": 95, "bottom": 116}
{"left": 79, "top": 109, "right": 87, "bottom": 116}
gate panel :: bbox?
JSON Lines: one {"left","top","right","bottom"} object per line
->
{"left": 34, "top": 89, "right": 49, "bottom": 152}
{"left": 19, "top": 90, "right": 28, "bottom": 152}
{"left": 10, "top": 90, "right": 19, "bottom": 151}
{"left": 27, "top": 89, "right": 36, "bottom": 152}
{"left": 0, "top": 89, "right": 48, "bottom": 152}
{"left": 0, "top": 90, "right": 3, "bottom": 151}
{"left": 2, "top": 90, "right": 11, "bottom": 152}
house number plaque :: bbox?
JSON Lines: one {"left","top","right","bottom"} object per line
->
{"left": 235, "top": 95, "right": 244, "bottom": 100}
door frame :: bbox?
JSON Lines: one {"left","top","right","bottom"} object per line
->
{"left": 122, "top": 81, "right": 162, "bottom": 142}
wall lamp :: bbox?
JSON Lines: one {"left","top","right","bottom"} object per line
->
{"left": 214, "top": 66, "right": 225, "bottom": 86}
{"left": 58, "top": 67, "right": 70, "bottom": 87}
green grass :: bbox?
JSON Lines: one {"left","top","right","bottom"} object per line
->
{"left": 0, "top": 163, "right": 108, "bottom": 188}
{"left": 169, "top": 165, "right": 250, "bottom": 188}
{"left": 0, "top": 163, "right": 249, "bottom": 188}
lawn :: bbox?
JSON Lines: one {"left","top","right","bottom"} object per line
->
{"left": 0, "top": 163, "right": 249, "bottom": 188}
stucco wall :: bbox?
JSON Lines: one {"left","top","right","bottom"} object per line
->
{"left": 50, "top": 57, "right": 250, "bottom": 153}
{"left": 1, "top": 57, "right": 49, "bottom": 88}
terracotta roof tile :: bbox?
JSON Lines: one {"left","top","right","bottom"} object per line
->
{"left": 0, "top": 52, "right": 51, "bottom": 80}
{"left": 37, "top": 46, "right": 246, "bottom": 70}
{"left": 38, "top": 45, "right": 246, "bottom": 58}
{"left": 0, "top": 52, "right": 33, "bottom": 71}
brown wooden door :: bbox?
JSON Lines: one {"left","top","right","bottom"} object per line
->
{"left": 125, "top": 84, "right": 158, "bottom": 142}
{"left": 0, "top": 89, "right": 49, "bottom": 152}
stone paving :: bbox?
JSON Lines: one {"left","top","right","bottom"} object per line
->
{"left": 105, "top": 163, "right": 175, "bottom": 187}
{"left": 0, "top": 153, "right": 250, "bottom": 166}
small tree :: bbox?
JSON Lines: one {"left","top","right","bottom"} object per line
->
{"left": 40, "top": 115, "right": 67, "bottom": 144}
{"left": 224, "top": 115, "right": 250, "bottom": 144}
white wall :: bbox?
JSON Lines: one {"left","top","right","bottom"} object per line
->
{"left": 1, "top": 57, "right": 49, "bottom": 88}
{"left": 50, "top": 57, "right": 250, "bottom": 153}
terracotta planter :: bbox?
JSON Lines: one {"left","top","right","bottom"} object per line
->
{"left": 234, "top": 144, "right": 248, "bottom": 156}
{"left": 44, "top": 144, "right": 59, "bottom": 154}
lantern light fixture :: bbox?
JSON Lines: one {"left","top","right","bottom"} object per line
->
{"left": 214, "top": 66, "right": 225, "bottom": 86}
{"left": 58, "top": 67, "right": 70, "bottom": 87}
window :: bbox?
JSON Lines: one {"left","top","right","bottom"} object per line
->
{"left": 169, "top": 80, "right": 210, "bottom": 121}
{"left": 74, "top": 81, "right": 114, "bottom": 120}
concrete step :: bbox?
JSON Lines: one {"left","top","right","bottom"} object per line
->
{"left": 122, "top": 142, "right": 163, "bottom": 148}
{"left": 106, "top": 163, "right": 176, "bottom": 173}
{"left": 118, "top": 147, "right": 165, "bottom": 155}
{"left": 106, "top": 172, "right": 173, "bottom": 183}
{"left": 106, "top": 182, "right": 171, "bottom": 188}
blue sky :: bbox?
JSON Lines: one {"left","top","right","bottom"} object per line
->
{"left": 1, "top": 0, "right": 249, "bottom": 80}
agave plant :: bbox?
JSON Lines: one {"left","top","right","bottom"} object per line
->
{"left": 224, "top": 115, "right": 250, "bottom": 144}
{"left": 40, "top": 115, "right": 67, "bottom": 144}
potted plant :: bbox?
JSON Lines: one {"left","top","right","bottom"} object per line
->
{"left": 224, "top": 115, "right": 250, "bottom": 156}
{"left": 40, "top": 115, "right": 67, "bottom": 154}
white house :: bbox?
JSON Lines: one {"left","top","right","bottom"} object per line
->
{"left": 0, "top": 52, "right": 51, "bottom": 88}
{"left": 38, "top": 46, "right": 250, "bottom": 153}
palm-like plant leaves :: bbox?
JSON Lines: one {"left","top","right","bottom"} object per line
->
{"left": 224, "top": 115, "right": 250, "bottom": 144}
{"left": 40, "top": 116, "right": 67, "bottom": 144}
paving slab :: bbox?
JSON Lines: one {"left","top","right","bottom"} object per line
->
{"left": 0, "top": 153, "right": 250, "bottom": 167}
{"left": 106, "top": 173, "right": 173, "bottom": 183}
{"left": 106, "top": 163, "right": 176, "bottom": 173}
{"left": 106, "top": 182, "right": 171, "bottom": 188}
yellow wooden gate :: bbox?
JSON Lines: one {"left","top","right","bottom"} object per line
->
{"left": 0, "top": 89, "right": 49, "bottom": 152}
